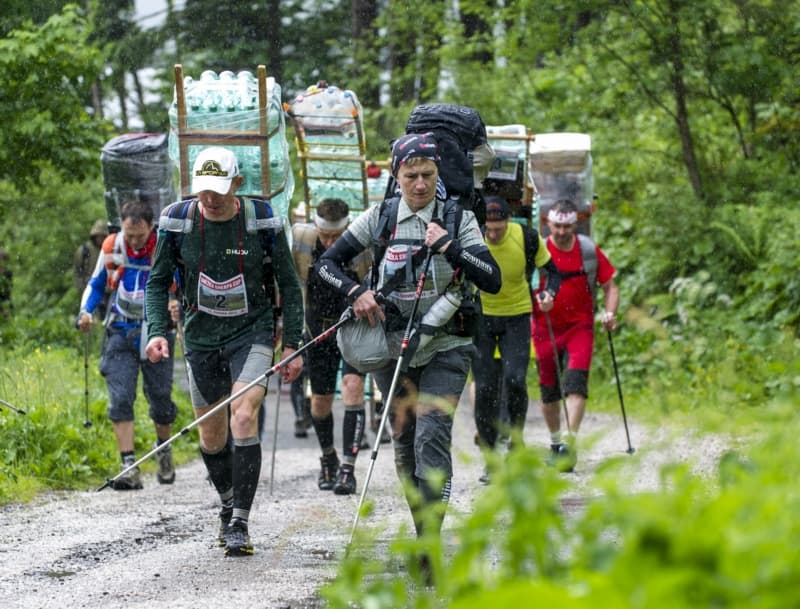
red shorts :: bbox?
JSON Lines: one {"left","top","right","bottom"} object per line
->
{"left": 531, "top": 320, "right": 594, "bottom": 389}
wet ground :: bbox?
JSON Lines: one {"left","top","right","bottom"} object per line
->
{"left": 0, "top": 377, "right": 726, "bottom": 609}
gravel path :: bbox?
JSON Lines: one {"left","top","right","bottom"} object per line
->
{"left": 0, "top": 376, "right": 726, "bottom": 609}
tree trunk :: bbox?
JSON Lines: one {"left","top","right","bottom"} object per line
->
{"left": 460, "top": 2, "right": 492, "bottom": 65}
{"left": 386, "top": 4, "right": 417, "bottom": 104}
{"left": 351, "top": 0, "right": 379, "bottom": 107}
{"left": 666, "top": 1, "right": 704, "bottom": 200}
{"left": 267, "top": 0, "right": 282, "bottom": 83}
{"left": 114, "top": 73, "right": 129, "bottom": 132}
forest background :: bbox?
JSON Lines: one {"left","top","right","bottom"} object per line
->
{"left": 0, "top": 2, "right": 799, "bottom": 606}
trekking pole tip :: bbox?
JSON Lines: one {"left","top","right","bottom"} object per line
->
{"left": 626, "top": 446, "right": 636, "bottom": 455}
{"left": 95, "top": 479, "right": 112, "bottom": 492}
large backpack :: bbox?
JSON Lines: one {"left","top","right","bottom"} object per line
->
{"left": 392, "top": 103, "right": 492, "bottom": 225}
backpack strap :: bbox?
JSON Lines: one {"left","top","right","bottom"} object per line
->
{"left": 372, "top": 197, "right": 462, "bottom": 297}
{"left": 291, "top": 223, "right": 318, "bottom": 284}
{"left": 559, "top": 234, "right": 598, "bottom": 308}
{"left": 243, "top": 196, "right": 282, "bottom": 265}
{"left": 577, "top": 234, "right": 598, "bottom": 308}
{"left": 159, "top": 199, "right": 197, "bottom": 235}
{"left": 159, "top": 199, "right": 198, "bottom": 290}
{"left": 243, "top": 197, "right": 284, "bottom": 305}
{"left": 521, "top": 224, "right": 539, "bottom": 281}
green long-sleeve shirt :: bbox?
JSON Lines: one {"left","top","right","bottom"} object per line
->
{"left": 146, "top": 202, "right": 303, "bottom": 352}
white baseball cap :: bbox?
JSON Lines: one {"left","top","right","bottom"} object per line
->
{"left": 192, "top": 147, "right": 239, "bottom": 195}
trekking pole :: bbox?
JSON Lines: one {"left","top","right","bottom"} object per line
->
{"left": 83, "top": 331, "right": 92, "bottom": 428}
{"left": 0, "top": 398, "right": 26, "bottom": 415}
{"left": 607, "top": 329, "right": 635, "bottom": 454}
{"left": 269, "top": 374, "right": 282, "bottom": 495}
{"left": 348, "top": 244, "right": 435, "bottom": 550}
{"left": 541, "top": 304, "right": 571, "bottom": 433}
{"left": 96, "top": 312, "right": 353, "bottom": 491}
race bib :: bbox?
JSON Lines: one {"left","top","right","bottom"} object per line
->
{"left": 115, "top": 282, "right": 145, "bottom": 320}
{"left": 381, "top": 244, "right": 438, "bottom": 302}
{"left": 197, "top": 271, "right": 249, "bottom": 317}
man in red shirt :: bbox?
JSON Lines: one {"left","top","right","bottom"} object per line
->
{"left": 532, "top": 199, "right": 619, "bottom": 472}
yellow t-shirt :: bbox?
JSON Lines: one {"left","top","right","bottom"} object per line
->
{"left": 481, "top": 222, "right": 550, "bottom": 317}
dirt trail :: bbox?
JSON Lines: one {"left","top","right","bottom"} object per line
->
{"left": 0, "top": 377, "right": 724, "bottom": 609}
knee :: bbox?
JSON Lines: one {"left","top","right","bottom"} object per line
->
{"left": 341, "top": 374, "right": 364, "bottom": 398}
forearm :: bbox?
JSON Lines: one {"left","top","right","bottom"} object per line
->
{"left": 145, "top": 238, "right": 176, "bottom": 337}
{"left": 315, "top": 232, "right": 364, "bottom": 297}
{"left": 273, "top": 231, "right": 304, "bottom": 347}
{"left": 540, "top": 259, "right": 562, "bottom": 296}
{"left": 441, "top": 242, "right": 501, "bottom": 294}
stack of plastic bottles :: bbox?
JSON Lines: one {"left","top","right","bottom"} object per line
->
{"left": 287, "top": 82, "right": 367, "bottom": 213}
{"left": 168, "top": 69, "right": 294, "bottom": 219}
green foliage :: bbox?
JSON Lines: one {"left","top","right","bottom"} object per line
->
{"left": 324, "top": 400, "right": 800, "bottom": 608}
{"left": 0, "top": 170, "right": 106, "bottom": 347}
{"left": 0, "top": 5, "right": 110, "bottom": 187}
{"left": 0, "top": 341, "right": 195, "bottom": 504}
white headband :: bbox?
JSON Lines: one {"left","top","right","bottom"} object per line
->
{"left": 547, "top": 208, "right": 578, "bottom": 225}
{"left": 313, "top": 213, "right": 349, "bottom": 231}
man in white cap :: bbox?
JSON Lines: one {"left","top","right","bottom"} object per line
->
{"left": 145, "top": 147, "right": 304, "bottom": 556}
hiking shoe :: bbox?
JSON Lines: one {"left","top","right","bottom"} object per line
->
{"left": 111, "top": 464, "right": 143, "bottom": 490}
{"left": 155, "top": 443, "right": 175, "bottom": 484}
{"left": 333, "top": 464, "right": 357, "bottom": 495}
{"left": 547, "top": 442, "right": 577, "bottom": 473}
{"left": 223, "top": 518, "right": 253, "bottom": 556}
{"left": 294, "top": 418, "right": 310, "bottom": 438}
{"left": 217, "top": 505, "right": 233, "bottom": 547}
{"left": 417, "top": 552, "right": 435, "bottom": 587}
{"left": 318, "top": 453, "right": 340, "bottom": 491}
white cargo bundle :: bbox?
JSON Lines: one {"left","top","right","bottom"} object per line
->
{"left": 528, "top": 132, "right": 594, "bottom": 236}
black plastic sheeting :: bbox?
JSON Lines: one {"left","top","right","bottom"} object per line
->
{"left": 101, "top": 133, "right": 177, "bottom": 231}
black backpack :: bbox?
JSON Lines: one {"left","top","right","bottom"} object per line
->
{"left": 404, "top": 103, "right": 489, "bottom": 225}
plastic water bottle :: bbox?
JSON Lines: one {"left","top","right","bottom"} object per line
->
{"left": 420, "top": 291, "right": 462, "bottom": 330}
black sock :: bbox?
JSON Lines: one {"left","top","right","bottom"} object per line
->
{"left": 232, "top": 439, "right": 261, "bottom": 522}
{"left": 311, "top": 412, "right": 334, "bottom": 453}
{"left": 120, "top": 450, "right": 135, "bottom": 465}
{"left": 342, "top": 406, "right": 365, "bottom": 463}
{"left": 412, "top": 475, "right": 450, "bottom": 538}
{"left": 200, "top": 442, "right": 233, "bottom": 498}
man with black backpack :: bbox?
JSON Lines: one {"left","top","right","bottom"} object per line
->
{"left": 472, "top": 196, "right": 560, "bottom": 483}
{"left": 145, "top": 147, "right": 304, "bottom": 557}
{"left": 315, "top": 133, "right": 501, "bottom": 564}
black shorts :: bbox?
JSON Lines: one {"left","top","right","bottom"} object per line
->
{"left": 305, "top": 332, "right": 364, "bottom": 395}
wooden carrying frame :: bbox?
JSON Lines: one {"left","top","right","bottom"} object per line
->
{"left": 285, "top": 91, "right": 369, "bottom": 222}
{"left": 485, "top": 127, "right": 536, "bottom": 225}
{"left": 172, "top": 64, "right": 276, "bottom": 198}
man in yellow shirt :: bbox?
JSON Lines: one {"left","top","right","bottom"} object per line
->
{"left": 472, "top": 197, "right": 560, "bottom": 483}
